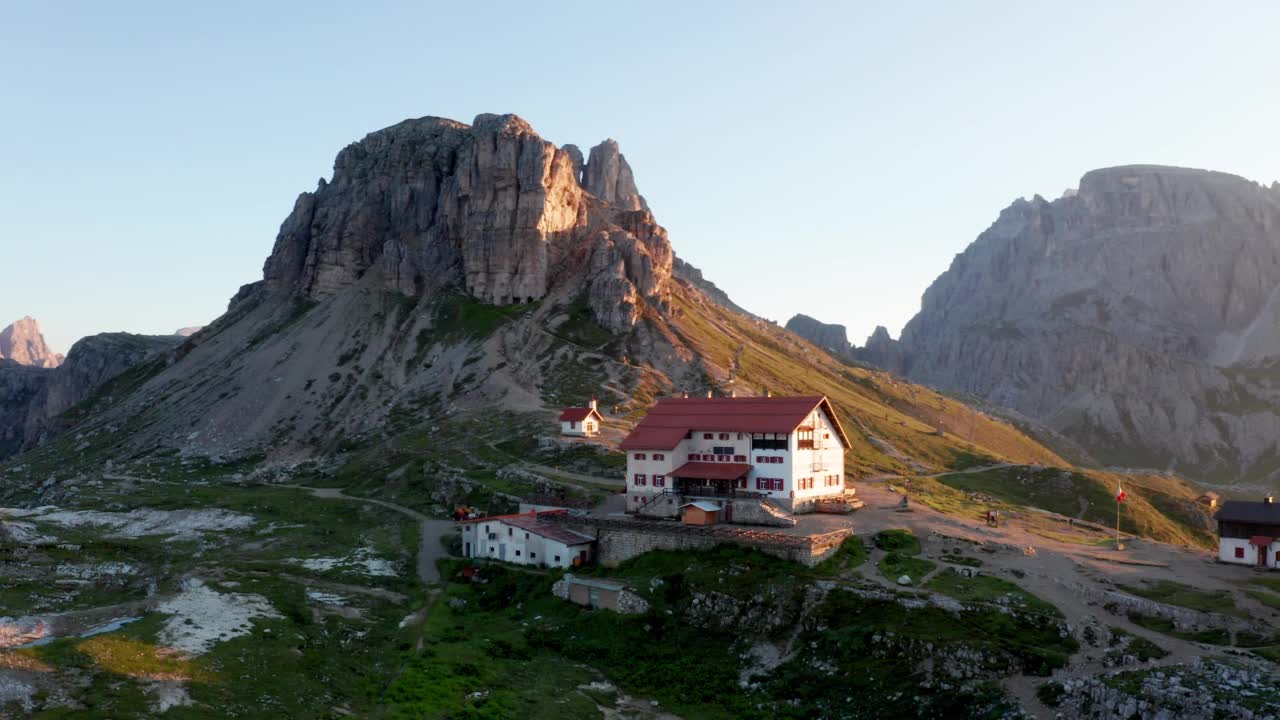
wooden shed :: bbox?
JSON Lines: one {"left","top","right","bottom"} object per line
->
{"left": 680, "top": 500, "right": 721, "bottom": 526}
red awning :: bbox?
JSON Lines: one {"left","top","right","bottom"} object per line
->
{"left": 670, "top": 461, "right": 752, "bottom": 481}
{"left": 1249, "top": 535, "right": 1275, "bottom": 547}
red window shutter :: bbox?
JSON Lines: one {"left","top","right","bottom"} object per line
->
{"left": 704, "top": 433, "right": 713, "bottom": 439}
{"left": 1236, "top": 546, "right": 1245, "bottom": 558}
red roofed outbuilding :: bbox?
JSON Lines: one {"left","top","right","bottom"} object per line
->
{"left": 560, "top": 399, "right": 603, "bottom": 437}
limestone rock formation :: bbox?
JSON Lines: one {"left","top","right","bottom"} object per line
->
{"left": 0, "top": 332, "right": 182, "bottom": 457}
{"left": 785, "top": 314, "right": 852, "bottom": 356}
{"left": 884, "top": 165, "right": 1280, "bottom": 485}
{"left": 672, "top": 255, "right": 753, "bottom": 317}
{"left": 855, "top": 326, "right": 906, "bottom": 372}
{"left": 0, "top": 317, "right": 63, "bottom": 368}
{"left": 261, "top": 114, "right": 670, "bottom": 332}
{"left": 582, "top": 139, "right": 648, "bottom": 212}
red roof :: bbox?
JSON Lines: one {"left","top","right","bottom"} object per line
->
{"left": 461, "top": 510, "right": 594, "bottom": 546}
{"left": 559, "top": 407, "right": 601, "bottom": 422}
{"left": 670, "top": 461, "right": 752, "bottom": 480}
{"left": 620, "top": 395, "right": 851, "bottom": 450}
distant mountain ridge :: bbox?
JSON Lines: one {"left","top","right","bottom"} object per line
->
{"left": 844, "top": 165, "right": 1280, "bottom": 488}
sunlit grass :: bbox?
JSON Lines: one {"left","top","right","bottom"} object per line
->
{"left": 0, "top": 649, "right": 54, "bottom": 672}
{"left": 79, "top": 635, "right": 215, "bottom": 682}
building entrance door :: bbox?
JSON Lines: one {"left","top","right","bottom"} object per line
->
{"left": 499, "top": 544, "right": 507, "bottom": 561}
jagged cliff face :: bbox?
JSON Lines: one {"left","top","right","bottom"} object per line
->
{"left": 784, "top": 314, "right": 852, "bottom": 356}
{"left": 0, "top": 333, "right": 181, "bottom": 458}
{"left": 890, "top": 165, "right": 1280, "bottom": 486}
{"left": 261, "top": 114, "right": 670, "bottom": 331}
{"left": 0, "top": 317, "right": 63, "bottom": 368}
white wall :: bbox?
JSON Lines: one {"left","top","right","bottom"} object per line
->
{"left": 624, "top": 406, "right": 848, "bottom": 512}
{"left": 460, "top": 519, "right": 591, "bottom": 568}
{"left": 1219, "top": 537, "right": 1280, "bottom": 568}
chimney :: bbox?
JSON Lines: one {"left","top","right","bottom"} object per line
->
{"left": 682, "top": 391, "right": 689, "bottom": 399}
{"left": 730, "top": 389, "right": 736, "bottom": 398}
{"left": 589, "top": 398, "right": 597, "bottom": 411}
{"left": 766, "top": 389, "right": 773, "bottom": 398}
{"left": 706, "top": 390, "right": 713, "bottom": 399}
{"left": 1266, "top": 495, "right": 1275, "bottom": 504}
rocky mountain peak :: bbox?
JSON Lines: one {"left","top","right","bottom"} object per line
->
{"left": 260, "top": 113, "right": 672, "bottom": 331}
{"left": 785, "top": 314, "right": 852, "bottom": 356}
{"left": 582, "top": 139, "right": 649, "bottom": 212}
{"left": 883, "top": 164, "right": 1280, "bottom": 485}
{"left": 0, "top": 317, "right": 63, "bottom": 368}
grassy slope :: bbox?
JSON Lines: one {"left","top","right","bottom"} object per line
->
{"left": 664, "top": 288, "right": 1068, "bottom": 477}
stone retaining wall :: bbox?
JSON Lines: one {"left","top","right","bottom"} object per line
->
{"left": 544, "top": 515, "right": 849, "bottom": 567}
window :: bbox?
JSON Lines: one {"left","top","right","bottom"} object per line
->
{"left": 515, "top": 550, "right": 521, "bottom": 557}
{"left": 773, "top": 478, "right": 784, "bottom": 491}
{"left": 751, "top": 432, "right": 788, "bottom": 450}
{"left": 586, "top": 422, "right": 594, "bottom": 431}
{"left": 719, "top": 433, "right": 729, "bottom": 440}
{"left": 756, "top": 478, "right": 766, "bottom": 490}
{"left": 554, "top": 555, "right": 561, "bottom": 563}
{"left": 712, "top": 446, "right": 732, "bottom": 455}
{"left": 737, "top": 433, "right": 744, "bottom": 440}
{"left": 703, "top": 433, "right": 713, "bottom": 439}
{"left": 508, "top": 528, "right": 513, "bottom": 537}
{"left": 524, "top": 533, "right": 529, "bottom": 539}
{"left": 689, "top": 453, "right": 701, "bottom": 461}
{"left": 633, "top": 496, "right": 641, "bottom": 503}
{"left": 464, "top": 525, "right": 471, "bottom": 532}
{"left": 717, "top": 455, "right": 729, "bottom": 462}
{"left": 1235, "top": 547, "right": 1246, "bottom": 559}
{"left": 824, "top": 433, "right": 830, "bottom": 439}
{"left": 653, "top": 453, "right": 665, "bottom": 461}
{"left": 738, "top": 478, "right": 747, "bottom": 489}
{"left": 531, "top": 552, "right": 537, "bottom": 559}
{"left": 634, "top": 473, "right": 647, "bottom": 486}
{"left": 733, "top": 454, "right": 746, "bottom": 462}
{"left": 653, "top": 475, "right": 665, "bottom": 487}
{"left": 570, "top": 420, "right": 577, "bottom": 429}
{"left": 634, "top": 453, "right": 646, "bottom": 460}
{"left": 797, "top": 429, "right": 815, "bottom": 449}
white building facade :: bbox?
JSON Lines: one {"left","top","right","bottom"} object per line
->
{"left": 621, "top": 395, "right": 850, "bottom": 513}
{"left": 559, "top": 401, "right": 603, "bottom": 437}
{"left": 1216, "top": 498, "right": 1280, "bottom": 569}
{"left": 461, "top": 513, "right": 594, "bottom": 568}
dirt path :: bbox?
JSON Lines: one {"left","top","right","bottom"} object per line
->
{"left": 282, "top": 486, "right": 454, "bottom": 585}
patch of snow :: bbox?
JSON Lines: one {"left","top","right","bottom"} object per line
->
{"left": 0, "top": 520, "right": 55, "bottom": 545}
{"left": 290, "top": 546, "right": 400, "bottom": 578}
{"left": 147, "top": 680, "right": 194, "bottom": 713}
{"left": 155, "top": 579, "right": 280, "bottom": 656}
{"left": 55, "top": 562, "right": 137, "bottom": 580}
{"left": 6, "top": 507, "right": 255, "bottom": 541}
{"left": 306, "top": 590, "right": 347, "bottom": 606}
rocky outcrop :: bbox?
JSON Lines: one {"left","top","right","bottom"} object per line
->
{"left": 884, "top": 165, "right": 1280, "bottom": 484}
{"left": 173, "top": 327, "right": 203, "bottom": 337}
{"left": 672, "top": 255, "right": 752, "bottom": 316}
{"left": 582, "top": 139, "right": 648, "bottom": 212}
{"left": 785, "top": 314, "right": 852, "bottom": 356}
{"left": 0, "top": 318, "right": 62, "bottom": 368}
{"left": 260, "top": 114, "right": 670, "bottom": 332}
{"left": 854, "top": 326, "right": 906, "bottom": 372}
{"left": 0, "top": 333, "right": 181, "bottom": 458}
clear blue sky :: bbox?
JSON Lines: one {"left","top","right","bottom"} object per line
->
{"left": 4, "top": 2, "right": 1279, "bottom": 354}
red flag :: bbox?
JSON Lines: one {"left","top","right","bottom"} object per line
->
{"left": 1116, "top": 483, "right": 1126, "bottom": 503}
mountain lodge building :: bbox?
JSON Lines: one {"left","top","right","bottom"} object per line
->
{"left": 621, "top": 395, "right": 851, "bottom": 515}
